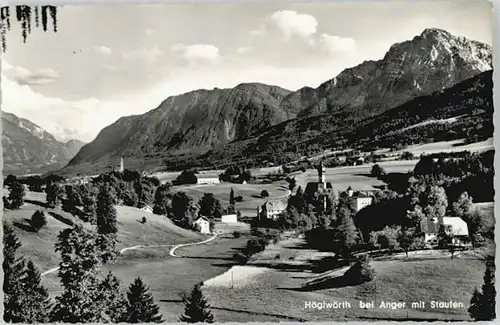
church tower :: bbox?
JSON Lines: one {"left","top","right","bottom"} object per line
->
{"left": 317, "top": 161, "right": 327, "bottom": 211}
{"left": 317, "top": 161, "right": 326, "bottom": 187}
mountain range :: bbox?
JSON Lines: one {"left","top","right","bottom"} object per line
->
{"left": 66, "top": 28, "right": 492, "bottom": 171}
{"left": 3, "top": 28, "right": 493, "bottom": 174}
{"left": 2, "top": 111, "right": 85, "bottom": 174}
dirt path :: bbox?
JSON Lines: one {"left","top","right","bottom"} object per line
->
{"left": 41, "top": 233, "right": 218, "bottom": 277}
{"left": 169, "top": 233, "right": 218, "bottom": 257}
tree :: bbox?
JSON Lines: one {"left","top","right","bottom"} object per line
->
{"left": 7, "top": 181, "right": 26, "bottom": 209}
{"left": 468, "top": 258, "right": 496, "bottom": 321}
{"left": 180, "top": 283, "right": 215, "bottom": 323}
{"left": 31, "top": 210, "right": 47, "bottom": 231}
{"left": 81, "top": 187, "right": 97, "bottom": 224}
{"left": 333, "top": 207, "right": 359, "bottom": 259}
{"left": 370, "top": 164, "right": 386, "bottom": 179}
{"left": 344, "top": 255, "right": 375, "bottom": 285}
{"left": 97, "top": 272, "right": 128, "bottom": 323}
{"left": 19, "top": 260, "right": 52, "bottom": 323}
{"left": 286, "top": 177, "right": 297, "bottom": 191}
{"left": 369, "top": 226, "right": 400, "bottom": 252}
{"left": 170, "top": 192, "right": 199, "bottom": 228}
{"left": 51, "top": 224, "right": 105, "bottom": 323}
{"left": 229, "top": 188, "right": 235, "bottom": 206}
{"left": 261, "top": 190, "right": 270, "bottom": 198}
{"left": 153, "top": 183, "right": 172, "bottom": 215}
{"left": 397, "top": 227, "right": 424, "bottom": 257}
{"left": 96, "top": 186, "right": 118, "bottom": 263}
{"left": 3, "top": 223, "right": 26, "bottom": 322}
{"left": 436, "top": 224, "right": 457, "bottom": 259}
{"left": 0, "top": 5, "right": 59, "bottom": 52}
{"left": 67, "top": 185, "right": 83, "bottom": 207}
{"left": 452, "top": 191, "right": 473, "bottom": 218}
{"left": 424, "top": 185, "right": 448, "bottom": 224}
{"left": 125, "top": 277, "right": 163, "bottom": 323}
{"left": 135, "top": 180, "right": 155, "bottom": 209}
{"left": 45, "top": 182, "right": 64, "bottom": 208}
{"left": 198, "top": 193, "right": 222, "bottom": 219}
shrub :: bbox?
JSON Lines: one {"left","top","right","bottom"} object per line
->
{"left": 31, "top": 210, "right": 47, "bottom": 231}
{"left": 344, "top": 255, "right": 375, "bottom": 285}
{"left": 233, "top": 253, "right": 248, "bottom": 264}
{"left": 141, "top": 216, "right": 147, "bottom": 224}
{"left": 234, "top": 196, "right": 243, "bottom": 203}
{"left": 274, "top": 254, "right": 281, "bottom": 260}
{"left": 261, "top": 190, "right": 270, "bottom": 198}
{"left": 370, "top": 164, "right": 386, "bottom": 179}
{"left": 233, "top": 231, "right": 241, "bottom": 239}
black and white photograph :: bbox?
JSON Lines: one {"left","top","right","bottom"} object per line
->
{"left": 1, "top": 0, "right": 496, "bottom": 322}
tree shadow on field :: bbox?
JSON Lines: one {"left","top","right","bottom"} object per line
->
{"left": 48, "top": 211, "right": 74, "bottom": 226}
{"left": 279, "top": 273, "right": 365, "bottom": 292}
{"left": 13, "top": 221, "right": 35, "bottom": 232}
{"left": 25, "top": 199, "right": 49, "bottom": 209}
{"left": 353, "top": 173, "right": 373, "bottom": 178}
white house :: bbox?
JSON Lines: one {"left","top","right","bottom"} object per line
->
{"left": 221, "top": 214, "right": 238, "bottom": 223}
{"left": 347, "top": 188, "right": 374, "bottom": 212}
{"left": 258, "top": 200, "right": 287, "bottom": 220}
{"left": 196, "top": 178, "right": 221, "bottom": 185}
{"left": 420, "top": 217, "right": 470, "bottom": 246}
{"left": 354, "top": 195, "right": 373, "bottom": 212}
{"left": 442, "top": 217, "right": 470, "bottom": 245}
{"left": 193, "top": 216, "right": 211, "bottom": 234}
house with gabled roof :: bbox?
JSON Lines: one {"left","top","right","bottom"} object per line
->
{"left": 193, "top": 216, "right": 211, "bottom": 234}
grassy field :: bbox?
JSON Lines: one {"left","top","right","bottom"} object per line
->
{"left": 3, "top": 191, "right": 205, "bottom": 292}
{"left": 294, "top": 160, "right": 418, "bottom": 193}
{"left": 388, "top": 137, "right": 493, "bottom": 157}
{"left": 473, "top": 202, "right": 494, "bottom": 229}
{"left": 6, "top": 192, "right": 255, "bottom": 322}
{"left": 172, "top": 182, "right": 290, "bottom": 218}
{"left": 104, "top": 232, "right": 252, "bottom": 322}
{"left": 202, "top": 238, "right": 488, "bottom": 321}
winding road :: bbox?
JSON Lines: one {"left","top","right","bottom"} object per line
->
{"left": 41, "top": 233, "right": 218, "bottom": 277}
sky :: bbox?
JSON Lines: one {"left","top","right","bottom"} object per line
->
{"left": 1, "top": 1, "right": 493, "bottom": 143}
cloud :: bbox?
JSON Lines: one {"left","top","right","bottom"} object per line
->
{"left": 145, "top": 29, "right": 156, "bottom": 36}
{"left": 122, "top": 46, "right": 164, "bottom": 64}
{"left": 171, "top": 43, "right": 220, "bottom": 64}
{"left": 318, "top": 33, "right": 356, "bottom": 53}
{"left": 269, "top": 10, "right": 318, "bottom": 40}
{"left": 1, "top": 60, "right": 161, "bottom": 142}
{"left": 236, "top": 46, "right": 252, "bottom": 55}
{"left": 94, "top": 45, "right": 112, "bottom": 56}
{"left": 3, "top": 63, "right": 59, "bottom": 86}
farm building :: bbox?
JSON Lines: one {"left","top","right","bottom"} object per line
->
{"left": 420, "top": 217, "right": 470, "bottom": 246}
{"left": 220, "top": 214, "right": 238, "bottom": 223}
{"left": 193, "top": 216, "right": 211, "bottom": 234}
{"left": 196, "top": 177, "right": 221, "bottom": 185}
{"left": 258, "top": 200, "right": 287, "bottom": 220}
{"left": 346, "top": 187, "right": 374, "bottom": 212}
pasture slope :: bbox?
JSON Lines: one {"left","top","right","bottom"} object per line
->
{"left": 3, "top": 191, "right": 206, "bottom": 292}
{"left": 201, "top": 237, "right": 488, "bottom": 321}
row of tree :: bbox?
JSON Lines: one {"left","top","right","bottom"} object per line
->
{"left": 3, "top": 222, "right": 216, "bottom": 323}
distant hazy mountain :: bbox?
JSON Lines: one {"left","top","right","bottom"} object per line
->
{"left": 66, "top": 28, "right": 492, "bottom": 169}
{"left": 2, "top": 111, "right": 86, "bottom": 174}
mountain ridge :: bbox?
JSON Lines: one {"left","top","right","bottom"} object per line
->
{"left": 64, "top": 28, "right": 493, "bottom": 170}
{"left": 2, "top": 111, "right": 86, "bottom": 174}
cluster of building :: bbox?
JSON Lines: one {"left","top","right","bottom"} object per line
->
{"left": 193, "top": 214, "right": 239, "bottom": 234}
{"left": 257, "top": 162, "right": 375, "bottom": 221}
